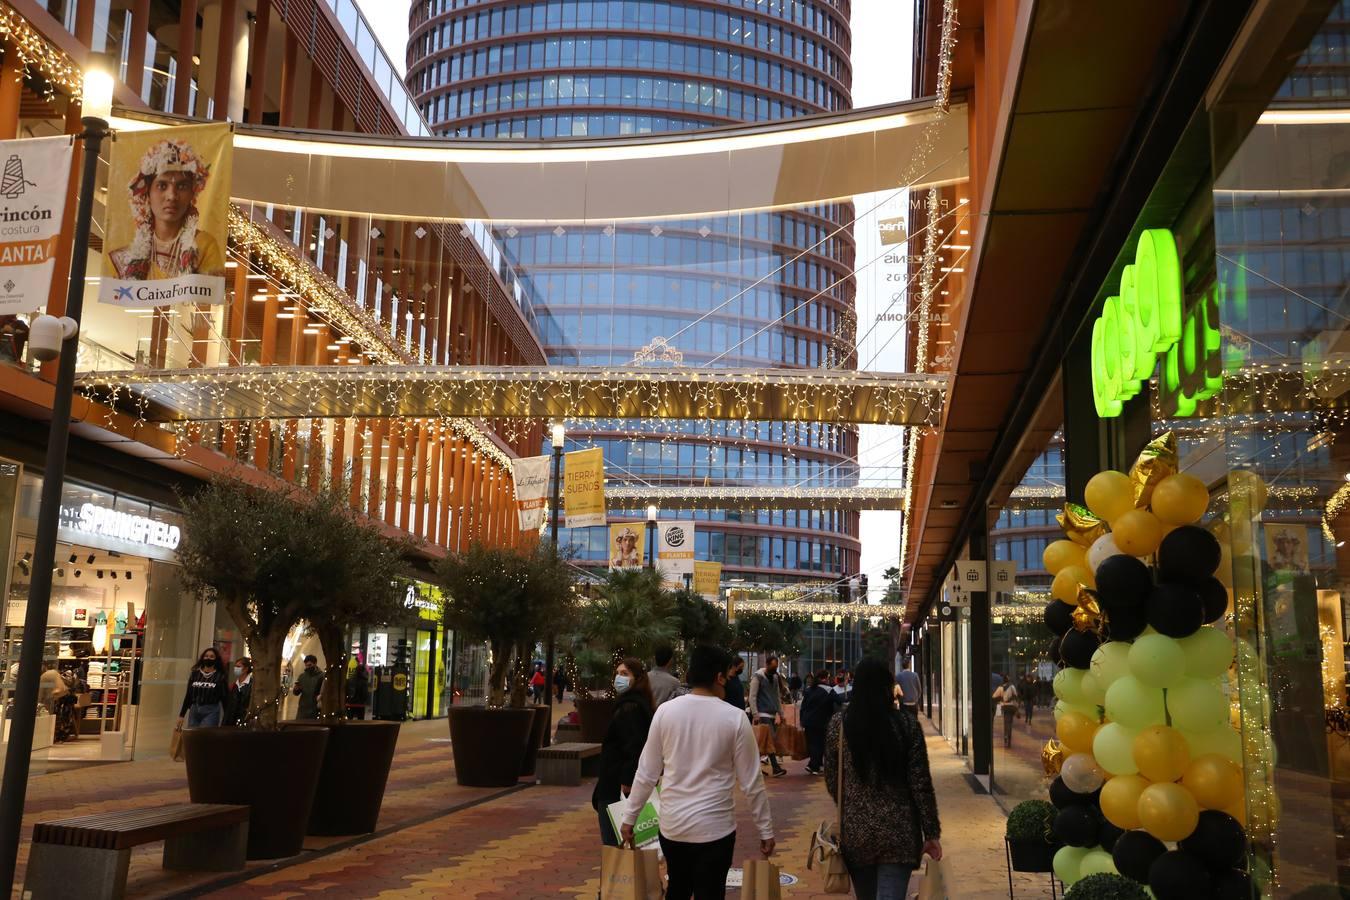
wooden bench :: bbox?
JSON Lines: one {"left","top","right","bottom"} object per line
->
{"left": 554, "top": 720, "right": 582, "bottom": 743}
{"left": 24, "top": 803, "right": 249, "bottom": 900}
{"left": 536, "top": 741, "right": 602, "bottom": 786}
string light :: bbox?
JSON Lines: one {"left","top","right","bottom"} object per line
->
{"left": 604, "top": 485, "right": 906, "bottom": 511}
{"left": 0, "top": 5, "right": 82, "bottom": 101}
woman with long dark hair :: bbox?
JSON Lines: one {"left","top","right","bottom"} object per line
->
{"left": 825, "top": 658, "right": 942, "bottom": 899}
{"left": 178, "top": 647, "right": 229, "bottom": 730}
{"left": 593, "top": 656, "right": 655, "bottom": 846}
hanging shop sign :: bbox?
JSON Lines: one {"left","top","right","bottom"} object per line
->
{"left": 608, "top": 522, "right": 645, "bottom": 571}
{"left": 509, "top": 454, "right": 551, "bottom": 531}
{"left": 1090, "top": 228, "right": 1222, "bottom": 418}
{"left": 0, "top": 136, "right": 72, "bottom": 313}
{"left": 57, "top": 499, "right": 181, "bottom": 561}
{"left": 100, "top": 122, "right": 232, "bottom": 308}
{"left": 948, "top": 559, "right": 986, "bottom": 592}
{"left": 563, "top": 447, "right": 606, "bottom": 528}
{"left": 694, "top": 561, "right": 722, "bottom": 601}
{"left": 656, "top": 521, "right": 696, "bottom": 581}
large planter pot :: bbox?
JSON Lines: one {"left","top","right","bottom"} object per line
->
{"left": 447, "top": 706, "right": 534, "bottom": 787}
{"left": 575, "top": 695, "right": 617, "bottom": 743}
{"left": 183, "top": 726, "right": 329, "bottom": 859}
{"left": 1006, "top": 836, "right": 1059, "bottom": 873}
{"left": 518, "top": 705, "right": 551, "bottom": 779}
{"left": 282, "top": 720, "right": 401, "bottom": 835}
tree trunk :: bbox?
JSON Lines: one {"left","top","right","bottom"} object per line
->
{"left": 508, "top": 639, "right": 530, "bottom": 708}
{"left": 249, "top": 629, "right": 287, "bottom": 728}
{"left": 317, "top": 623, "right": 348, "bottom": 719}
{"left": 487, "top": 638, "right": 511, "bottom": 707}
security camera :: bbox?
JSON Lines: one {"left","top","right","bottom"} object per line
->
{"left": 27, "top": 315, "right": 78, "bottom": 363}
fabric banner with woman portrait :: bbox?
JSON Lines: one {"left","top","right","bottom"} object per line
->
{"left": 609, "top": 523, "right": 645, "bottom": 571}
{"left": 99, "top": 123, "right": 231, "bottom": 308}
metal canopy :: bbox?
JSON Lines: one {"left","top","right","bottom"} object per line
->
{"left": 78, "top": 366, "right": 946, "bottom": 426}
{"left": 606, "top": 485, "right": 906, "bottom": 511}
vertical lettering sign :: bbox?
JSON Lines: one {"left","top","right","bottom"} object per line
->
{"left": 509, "top": 454, "right": 551, "bottom": 530}
{"left": 563, "top": 447, "right": 606, "bottom": 528}
{"left": 0, "top": 136, "right": 72, "bottom": 312}
{"left": 657, "top": 521, "right": 696, "bottom": 582}
{"left": 1091, "top": 228, "right": 1223, "bottom": 418}
{"left": 693, "top": 560, "right": 722, "bottom": 601}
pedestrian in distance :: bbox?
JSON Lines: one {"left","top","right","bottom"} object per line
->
{"left": 594, "top": 657, "right": 654, "bottom": 847}
{"left": 293, "top": 654, "right": 324, "bottom": 720}
{"left": 788, "top": 671, "right": 803, "bottom": 703}
{"left": 530, "top": 662, "right": 547, "bottom": 704}
{"left": 178, "top": 647, "right": 229, "bottom": 729}
{"left": 722, "top": 655, "right": 747, "bottom": 711}
{"left": 825, "top": 658, "right": 942, "bottom": 900}
{"left": 800, "top": 668, "right": 835, "bottom": 775}
{"left": 226, "top": 657, "right": 253, "bottom": 726}
{"left": 749, "top": 654, "right": 788, "bottom": 777}
{"left": 993, "top": 674, "right": 1019, "bottom": 748}
{"left": 553, "top": 664, "right": 567, "bottom": 703}
{"left": 648, "top": 643, "right": 682, "bottom": 707}
{"left": 896, "top": 657, "right": 922, "bottom": 715}
{"left": 346, "top": 664, "right": 370, "bottom": 720}
{"left": 1020, "top": 673, "right": 1037, "bottom": 724}
{"left": 622, "top": 644, "right": 774, "bottom": 900}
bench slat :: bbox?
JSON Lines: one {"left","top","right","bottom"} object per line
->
{"left": 34, "top": 804, "right": 250, "bottom": 851}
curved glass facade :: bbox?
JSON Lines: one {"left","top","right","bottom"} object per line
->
{"left": 408, "top": 0, "right": 860, "bottom": 584}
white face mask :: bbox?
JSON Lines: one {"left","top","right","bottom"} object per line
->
{"left": 234, "top": 666, "right": 244, "bottom": 677}
{"left": 614, "top": 674, "right": 632, "bottom": 694}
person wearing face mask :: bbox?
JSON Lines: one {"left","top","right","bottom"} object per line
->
{"left": 293, "top": 654, "right": 324, "bottom": 720}
{"left": 593, "top": 657, "right": 655, "bottom": 846}
{"left": 748, "top": 654, "right": 788, "bottom": 777}
{"left": 178, "top": 647, "right": 229, "bottom": 729}
{"left": 226, "top": 657, "right": 253, "bottom": 726}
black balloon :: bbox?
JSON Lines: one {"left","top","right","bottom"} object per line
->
{"left": 1150, "top": 849, "right": 1213, "bottom": 900}
{"left": 1212, "top": 869, "right": 1254, "bottom": 900}
{"left": 1060, "top": 629, "right": 1102, "bottom": 669}
{"left": 1049, "top": 776, "right": 1100, "bottom": 810}
{"left": 1048, "top": 635, "right": 1064, "bottom": 665}
{"left": 1045, "top": 600, "right": 1076, "bottom": 636}
{"left": 1098, "top": 820, "right": 1124, "bottom": 853}
{"left": 1104, "top": 603, "right": 1149, "bottom": 641}
{"left": 1112, "top": 830, "right": 1167, "bottom": 883}
{"left": 1095, "top": 555, "right": 1153, "bottom": 609}
{"left": 1052, "top": 804, "right": 1100, "bottom": 848}
{"left": 1191, "top": 576, "right": 1229, "bottom": 624}
{"left": 1178, "top": 811, "right": 1246, "bottom": 871}
{"left": 1147, "top": 581, "right": 1205, "bottom": 638}
{"left": 1158, "top": 526, "right": 1222, "bottom": 581}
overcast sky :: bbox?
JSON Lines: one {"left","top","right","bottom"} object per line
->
{"left": 355, "top": 0, "right": 915, "bottom": 599}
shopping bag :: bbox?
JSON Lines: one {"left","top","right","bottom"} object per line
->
{"left": 806, "top": 820, "right": 850, "bottom": 893}
{"left": 601, "top": 844, "right": 660, "bottom": 900}
{"left": 774, "top": 724, "right": 808, "bottom": 760}
{"left": 916, "top": 855, "right": 949, "bottom": 900}
{"left": 607, "top": 790, "right": 661, "bottom": 850}
{"left": 742, "top": 858, "right": 782, "bottom": 900}
{"left": 753, "top": 723, "right": 776, "bottom": 755}
{"left": 169, "top": 725, "right": 185, "bottom": 762}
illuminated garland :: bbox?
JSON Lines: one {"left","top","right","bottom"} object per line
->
{"left": 713, "top": 598, "right": 904, "bottom": 620}
{"left": 604, "top": 485, "right": 906, "bottom": 511}
{"left": 0, "top": 4, "right": 81, "bottom": 100}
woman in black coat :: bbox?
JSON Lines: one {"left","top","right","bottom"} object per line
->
{"left": 592, "top": 656, "right": 654, "bottom": 846}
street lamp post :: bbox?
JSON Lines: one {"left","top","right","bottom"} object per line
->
{"left": 0, "top": 71, "right": 115, "bottom": 895}
{"left": 645, "top": 503, "right": 658, "bottom": 570}
{"left": 544, "top": 422, "right": 564, "bottom": 747}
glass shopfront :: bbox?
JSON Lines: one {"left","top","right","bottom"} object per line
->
{"left": 354, "top": 579, "right": 450, "bottom": 720}
{"left": 0, "top": 460, "right": 206, "bottom": 774}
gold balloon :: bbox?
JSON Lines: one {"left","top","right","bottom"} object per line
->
{"left": 1058, "top": 503, "right": 1108, "bottom": 548}
{"left": 1100, "top": 773, "right": 1150, "bottom": 830}
{"left": 1086, "top": 471, "right": 1136, "bottom": 523}
{"left": 1044, "top": 539, "right": 1089, "bottom": 575}
{"left": 1130, "top": 431, "right": 1179, "bottom": 508}
{"left": 1072, "top": 591, "right": 1106, "bottom": 635}
{"left": 1053, "top": 565, "right": 1096, "bottom": 604}
{"left": 1137, "top": 782, "right": 1200, "bottom": 842}
{"left": 1151, "top": 473, "right": 1210, "bottom": 525}
{"left": 1112, "top": 509, "right": 1165, "bottom": 557}
{"left": 1182, "top": 753, "right": 1244, "bottom": 810}
{"left": 1058, "top": 711, "right": 1101, "bottom": 755}
{"left": 1042, "top": 739, "right": 1066, "bottom": 777}
{"left": 1133, "top": 725, "right": 1192, "bottom": 783}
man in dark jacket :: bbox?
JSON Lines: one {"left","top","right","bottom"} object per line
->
{"left": 293, "top": 655, "right": 324, "bottom": 719}
{"left": 722, "top": 656, "right": 747, "bottom": 711}
{"left": 800, "top": 668, "right": 835, "bottom": 774}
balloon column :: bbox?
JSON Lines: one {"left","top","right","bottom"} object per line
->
{"left": 1040, "top": 434, "right": 1253, "bottom": 900}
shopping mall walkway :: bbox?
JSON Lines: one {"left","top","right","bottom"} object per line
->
{"left": 6, "top": 712, "right": 1045, "bottom": 898}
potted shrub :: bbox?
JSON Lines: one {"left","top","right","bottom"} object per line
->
{"left": 1064, "top": 873, "right": 1149, "bottom": 900}
{"left": 286, "top": 493, "right": 415, "bottom": 836}
{"left": 576, "top": 569, "right": 678, "bottom": 741}
{"left": 438, "top": 543, "right": 577, "bottom": 785}
{"left": 1005, "top": 799, "right": 1059, "bottom": 873}
{"left": 175, "top": 477, "right": 337, "bottom": 859}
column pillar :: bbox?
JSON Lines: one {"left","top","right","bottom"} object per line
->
{"left": 384, "top": 420, "right": 401, "bottom": 527}
{"left": 970, "top": 514, "right": 993, "bottom": 784}
{"left": 247, "top": 0, "right": 271, "bottom": 123}
{"left": 126, "top": 0, "right": 151, "bottom": 98}
{"left": 0, "top": 51, "right": 23, "bottom": 140}
{"left": 174, "top": 0, "right": 198, "bottom": 116}
{"left": 279, "top": 28, "right": 297, "bottom": 127}
{"left": 427, "top": 423, "right": 442, "bottom": 544}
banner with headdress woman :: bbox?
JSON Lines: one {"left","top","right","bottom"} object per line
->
{"left": 99, "top": 123, "right": 231, "bottom": 308}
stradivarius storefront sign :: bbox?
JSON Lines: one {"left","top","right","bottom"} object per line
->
{"left": 1090, "top": 228, "right": 1221, "bottom": 418}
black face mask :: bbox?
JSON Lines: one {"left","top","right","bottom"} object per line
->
{"left": 200, "top": 658, "right": 216, "bottom": 669}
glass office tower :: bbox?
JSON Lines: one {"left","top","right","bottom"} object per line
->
{"left": 408, "top": 0, "right": 861, "bottom": 586}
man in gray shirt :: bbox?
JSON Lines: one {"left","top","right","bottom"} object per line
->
{"left": 897, "top": 657, "right": 922, "bottom": 714}
{"left": 648, "top": 644, "right": 681, "bottom": 707}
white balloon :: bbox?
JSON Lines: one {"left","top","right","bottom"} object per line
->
{"left": 1087, "top": 534, "right": 1124, "bottom": 573}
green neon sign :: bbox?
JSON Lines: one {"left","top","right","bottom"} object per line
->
{"left": 1091, "top": 228, "right": 1220, "bottom": 418}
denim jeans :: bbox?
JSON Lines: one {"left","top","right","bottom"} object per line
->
{"left": 845, "top": 862, "right": 914, "bottom": 900}
{"left": 186, "top": 702, "right": 222, "bottom": 729}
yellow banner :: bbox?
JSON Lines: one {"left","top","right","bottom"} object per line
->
{"left": 608, "top": 523, "right": 645, "bottom": 570}
{"left": 563, "top": 447, "right": 605, "bottom": 528}
{"left": 694, "top": 561, "right": 723, "bottom": 601}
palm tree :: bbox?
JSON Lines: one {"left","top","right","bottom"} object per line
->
{"left": 582, "top": 568, "right": 679, "bottom": 661}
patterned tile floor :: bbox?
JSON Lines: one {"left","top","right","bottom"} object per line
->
{"left": 8, "top": 709, "right": 1045, "bottom": 899}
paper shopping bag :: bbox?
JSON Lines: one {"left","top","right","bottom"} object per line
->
{"left": 774, "top": 724, "right": 808, "bottom": 760}
{"left": 742, "top": 858, "right": 783, "bottom": 900}
{"left": 753, "top": 723, "right": 776, "bottom": 755}
{"left": 607, "top": 789, "right": 661, "bottom": 850}
{"left": 916, "top": 855, "right": 948, "bottom": 900}
{"left": 601, "top": 844, "right": 659, "bottom": 900}
{"left": 169, "top": 725, "right": 184, "bottom": 762}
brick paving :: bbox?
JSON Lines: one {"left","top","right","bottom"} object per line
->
{"left": 7, "top": 710, "right": 1043, "bottom": 898}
